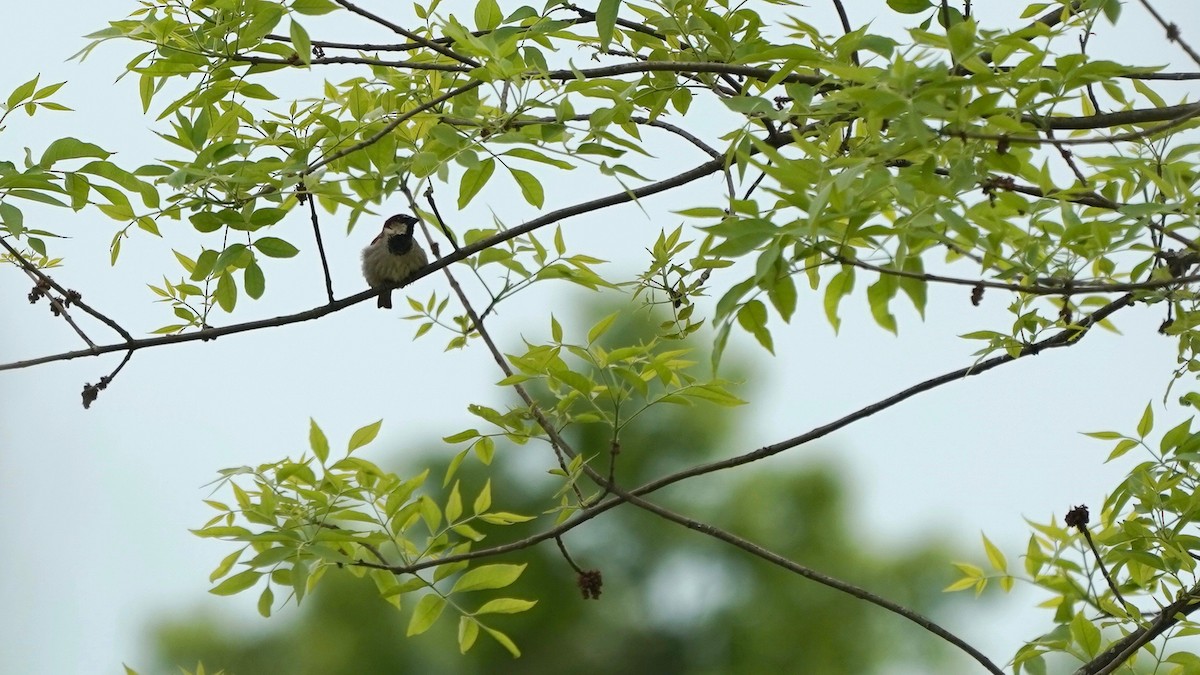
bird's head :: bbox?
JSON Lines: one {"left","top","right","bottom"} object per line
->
{"left": 374, "top": 213, "right": 418, "bottom": 243}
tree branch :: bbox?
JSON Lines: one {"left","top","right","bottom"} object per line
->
{"left": 824, "top": 249, "right": 1200, "bottom": 297}
{"left": 1135, "top": 0, "right": 1200, "bottom": 68}
{"left": 627, "top": 497, "right": 1005, "bottom": 675}
{"left": 0, "top": 145, "right": 748, "bottom": 373}
{"left": 949, "top": 103, "right": 1200, "bottom": 145}
{"left": 331, "top": 0, "right": 479, "bottom": 67}
{"left": 1075, "top": 584, "right": 1200, "bottom": 675}
{"left": 627, "top": 293, "right": 1135, "bottom": 501}
{"left": 0, "top": 235, "right": 133, "bottom": 342}
{"left": 308, "top": 81, "right": 484, "bottom": 175}
{"left": 303, "top": 186, "right": 335, "bottom": 303}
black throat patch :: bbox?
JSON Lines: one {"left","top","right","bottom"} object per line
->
{"left": 387, "top": 232, "right": 413, "bottom": 255}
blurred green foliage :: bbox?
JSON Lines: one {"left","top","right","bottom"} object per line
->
{"left": 149, "top": 306, "right": 967, "bottom": 674}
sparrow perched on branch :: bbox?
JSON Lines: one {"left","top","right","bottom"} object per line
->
{"left": 361, "top": 213, "right": 429, "bottom": 309}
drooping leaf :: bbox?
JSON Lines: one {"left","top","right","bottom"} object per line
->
{"left": 407, "top": 594, "right": 446, "bottom": 636}
{"left": 458, "top": 158, "right": 495, "bottom": 209}
{"left": 309, "top": 418, "right": 330, "bottom": 464}
{"left": 40, "top": 137, "right": 111, "bottom": 167}
{"left": 451, "top": 563, "right": 526, "bottom": 593}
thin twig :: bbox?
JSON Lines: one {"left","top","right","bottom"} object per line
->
{"left": 824, "top": 249, "right": 1200, "bottom": 297}
{"left": 52, "top": 298, "right": 95, "bottom": 347}
{"left": 553, "top": 535, "right": 585, "bottom": 575}
{"left": 1135, "top": 0, "right": 1200, "bottom": 67}
{"left": 309, "top": 82, "right": 484, "bottom": 175}
{"left": 831, "top": 0, "right": 860, "bottom": 66}
{"left": 404, "top": 194, "right": 582, "bottom": 498}
{"left": 1, "top": 146, "right": 748, "bottom": 373}
{"left": 16, "top": 265, "right": 96, "bottom": 348}
{"left": 401, "top": 187, "right": 1004, "bottom": 670}
{"left": 304, "top": 185, "right": 336, "bottom": 303}
{"left": 360, "top": 293, "right": 1134, "bottom": 638}
{"left": 628, "top": 294, "right": 1135, "bottom": 499}
{"left": 949, "top": 103, "right": 1200, "bottom": 146}
{"left": 1082, "top": 528, "right": 1125, "bottom": 606}
{"left": 1045, "top": 128, "right": 1090, "bottom": 185}
{"left": 0, "top": 235, "right": 133, "bottom": 341}
{"left": 353, "top": 285, "right": 1131, "bottom": 582}
{"left": 332, "top": 0, "right": 479, "bottom": 67}
{"left": 627, "top": 496, "right": 1004, "bottom": 675}
{"left": 81, "top": 349, "right": 133, "bottom": 409}
{"left": 419, "top": 185, "right": 460, "bottom": 252}
{"left": 885, "top": 160, "right": 1200, "bottom": 252}
{"left": 1075, "top": 583, "right": 1200, "bottom": 675}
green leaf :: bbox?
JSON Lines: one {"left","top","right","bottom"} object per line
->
{"left": 407, "top": 594, "right": 446, "bottom": 636}
{"left": 1137, "top": 402, "right": 1154, "bottom": 438}
{"left": 64, "top": 172, "right": 90, "bottom": 211}
{"left": 458, "top": 617, "right": 479, "bottom": 653}
{"left": 587, "top": 312, "right": 619, "bottom": 344}
{"left": 289, "top": 20, "right": 312, "bottom": 66}
{"left": 596, "top": 0, "right": 622, "bottom": 49}
{"left": 767, "top": 274, "right": 796, "bottom": 323}
{"left": 483, "top": 625, "right": 521, "bottom": 657}
{"left": 510, "top": 168, "right": 544, "bottom": 208}
{"left": 309, "top": 418, "right": 330, "bottom": 464}
{"left": 138, "top": 74, "right": 156, "bottom": 113}
{"left": 40, "top": 137, "right": 111, "bottom": 167}
{"left": 238, "top": 84, "right": 277, "bottom": 101}
{"left": 887, "top": 0, "right": 932, "bottom": 13}
{"left": 478, "top": 511, "right": 534, "bottom": 525}
{"left": 191, "top": 249, "right": 218, "bottom": 280}
{"left": 244, "top": 260, "right": 265, "bottom": 299}
{"left": 1106, "top": 438, "right": 1139, "bottom": 462}
{"left": 190, "top": 212, "right": 223, "bottom": 233}
{"left": 736, "top": 300, "right": 774, "bottom": 354}
{"left": 214, "top": 243, "right": 248, "bottom": 273}
{"left": 685, "top": 383, "right": 747, "bottom": 407}
{"left": 982, "top": 534, "right": 1007, "bottom": 573}
{"left": 473, "top": 480, "right": 492, "bottom": 515}
{"left": 0, "top": 202, "right": 24, "bottom": 236}
{"left": 257, "top": 585, "right": 274, "bottom": 618}
{"left": 209, "top": 548, "right": 243, "bottom": 582}
{"left": 898, "top": 261, "right": 927, "bottom": 319}
{"left": 418, "top": 495, "right": 442, "bottom": 532}
{"left": 445, "top": 481, "right": 463, "bottom": 522}
{"left": 474, "top": 0, "right": 502, "bottom": 30}
{"left": 824, "top": 268, "right": 853, "bottom": 333}
{"left": 214, "top": 271, "right": 237, "bottom": 312}
{"left": 250, "top": 208, "right": 288, "bottom": 227}
{"left": 474, "top": 436, "right": 495, "bottom": 464}
{"left": 292, "top": 0, "right": 338, "bottom": 15}
{"left": 1069, "top": 611, "right": 1102, "bottom": 657}
{"left": 866, "top": 277, "right": 897, "bottom": 334}
{"left": 6, "top": 75, "right": 38, "bottom": 108}
{"left": 451, "top": 563, "right": 526, "bottom": 593}
{"left": 292, "top": 559, "right": 311, "bottom": 602}
{"left": 475, "top": 598, "right": 537, "bottom": 615}
{"left": 443, "top": 429, "right": 480, "bottom": 443}
{"left": 209, "top": 569, "right": 261, "bottom": 596}
{"left": 458, "top": 158, "right": 495, "bottom": 209}
{"left": 254, "top": 237, "right": 299, "bottom": 258}
{"left": 554, "top": 226, "right": 566, "bottom": 255}
{"left": 503, "top": 147, "right": 574, "bottom": 170}
{"left": 348, "top": 420, "right": 382, "bottom": 453}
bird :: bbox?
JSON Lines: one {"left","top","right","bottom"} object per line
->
{"left": 361, "top": 213, "right": 429, "bottom": 309}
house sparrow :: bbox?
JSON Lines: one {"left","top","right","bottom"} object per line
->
{"left": 361, "top": 213, "right": 429, "bottom": 309}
